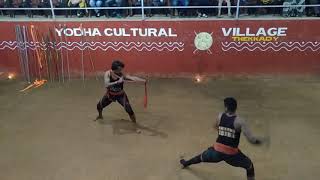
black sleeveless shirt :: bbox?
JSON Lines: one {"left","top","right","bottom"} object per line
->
{"left": 216, "top": 113, "right": 241, "bottom": 148}
{"left": 107, "top": 72, "right": 124, "bottom": 93}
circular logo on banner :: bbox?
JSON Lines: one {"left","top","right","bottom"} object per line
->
{"left": 194, "top": 32, "right": 213, "bottom": 51}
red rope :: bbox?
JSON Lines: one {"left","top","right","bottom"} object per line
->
{"left": 122, "top": 80, "right": 148, "bottom": 109}
{"left": 112, "top": 72, "right": 148, "bottom": 109}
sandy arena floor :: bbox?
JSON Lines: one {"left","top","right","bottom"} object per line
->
{"left": 1, "top": 76, "right": 320, "bottom": 180}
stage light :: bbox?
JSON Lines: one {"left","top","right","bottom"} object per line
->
{"left": 195, "top": 74, "right": 202, "bottom": 83}
{"left": 8, "top": 73, "right": 14, "bottom": 80}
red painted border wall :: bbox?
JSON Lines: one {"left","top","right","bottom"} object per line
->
{"left": 0, "top": 20, "right": 320, "bottom": 76}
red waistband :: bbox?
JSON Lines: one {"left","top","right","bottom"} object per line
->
{"left": 214, "top": 143, "right": 239, "bottom": 155}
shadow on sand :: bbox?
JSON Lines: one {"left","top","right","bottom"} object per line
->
{"left": 97, "top": 118, "right": 168, "bottom": 138}
{"left": 180, "top": 167, "right": 217, "bottom": 180}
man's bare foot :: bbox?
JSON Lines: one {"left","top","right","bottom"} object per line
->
{"left": 180, "top": 159, "right": 188, "bottom": 169}
{"left": 130, "top": 114, "right": 136, "bottom": 123}
{"left": 135, "top": 129, "right": 142, "bottom": 134}
{"left": 95, "top": 115, "right": 103, "bottom": 121}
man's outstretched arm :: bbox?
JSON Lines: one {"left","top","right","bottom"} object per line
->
{"left": 124, "top": 74, "right": 146, "bottom": 82}
{"left": 235, "top": 117, "right": 261, "bottom": 144}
